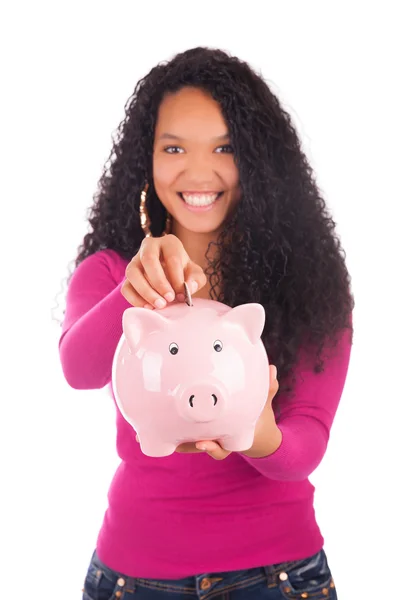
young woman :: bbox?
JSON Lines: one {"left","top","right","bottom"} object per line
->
{"left": 60, "top": 47, "right": 353, "bottom": 599}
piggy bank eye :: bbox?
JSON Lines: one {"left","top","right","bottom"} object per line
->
{"left": 169, "top": 343, "right": 179, "bottom": 355}
{"left": 213, "top": 340, "right": 223, "bottom": 352}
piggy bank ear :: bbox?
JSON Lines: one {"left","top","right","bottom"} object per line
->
{"left": 122, "top": 307, "right": 170, "bottom": 351}
{"left": 220, "top": 303, "right": 265, "bottom": 344}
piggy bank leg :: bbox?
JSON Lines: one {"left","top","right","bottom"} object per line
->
{"left": 138, "top": 434, "right": 177, "bottom": 458}
{"left": 220, "top": 430, "right": 255, "bottom": 452}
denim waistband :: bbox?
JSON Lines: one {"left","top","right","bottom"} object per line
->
{"left": 89, "top": 548, "right": 327, "bottom": 598}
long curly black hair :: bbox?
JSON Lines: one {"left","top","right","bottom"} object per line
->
{"left": 71, "top": 46, "right": 354, "bottom": 398}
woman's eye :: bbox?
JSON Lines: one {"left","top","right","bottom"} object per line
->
{"left": 164, "top": 146, "right": 184, "bottom": 154}
{"left": 215, "top": 145, "right": 234, "bottom": 154}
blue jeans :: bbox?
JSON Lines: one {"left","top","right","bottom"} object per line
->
{"left": 82, "top": 548, "right": 337, "bottom": 599}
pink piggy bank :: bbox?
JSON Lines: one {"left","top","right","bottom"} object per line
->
{"left": 112, "top": 299, "right": 270, "bottom": 457}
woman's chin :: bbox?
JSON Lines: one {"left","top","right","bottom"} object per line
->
{"left": 174, "top": 219, "right": 225, "bottom": 236}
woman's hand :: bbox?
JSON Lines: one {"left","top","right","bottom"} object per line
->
{"left": 135, "top": 365, "right": 282, "bottom": 461}
{"left": 194, "top": 364, "right": 281, "bottom": 460}
{"left": 122, "top": 234, "right": 207, "bottom": 309}
{"left": 240, "top": 365, "right": 282, "bottom": 459}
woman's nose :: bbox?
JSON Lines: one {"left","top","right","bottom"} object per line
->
{"left": 183, "top": 152, "right": 217, "bottom": 185}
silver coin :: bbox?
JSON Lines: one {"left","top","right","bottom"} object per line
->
{"left": 183, "top": 281, "right": 193, "bottom": 307}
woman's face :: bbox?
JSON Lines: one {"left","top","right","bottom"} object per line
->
{"left": 153, "top": 87, "right": 241, "bottom": 236}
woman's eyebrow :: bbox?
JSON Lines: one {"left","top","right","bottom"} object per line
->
{"left": 158, "top": 132, "right": 230, "bottom": 141}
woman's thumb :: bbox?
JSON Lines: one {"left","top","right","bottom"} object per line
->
{"left": 185, "top": 262, "right": 207, "bottom": 294}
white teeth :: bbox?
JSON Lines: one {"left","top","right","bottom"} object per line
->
{"left": 182, "top": 193, "right": 219, "bottom": 207}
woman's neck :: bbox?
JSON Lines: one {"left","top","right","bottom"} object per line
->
{"left": 172, "top": 222, "right": 218, "bottom": 271}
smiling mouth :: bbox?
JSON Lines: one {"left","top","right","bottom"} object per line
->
{"left": 178, "top": 192, "right": 224, "bottom": 207}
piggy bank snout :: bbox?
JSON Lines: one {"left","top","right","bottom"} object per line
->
{"left": 177, "top": 381, "right": 226, "bottom": 423}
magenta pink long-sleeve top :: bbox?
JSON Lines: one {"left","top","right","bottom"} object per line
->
{"left": 59, "top": 249, "right": 352, "bottom": 579}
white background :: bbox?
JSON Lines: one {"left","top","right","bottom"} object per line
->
{"left": 1, "top": 2, "right": 399, "bottom": 599}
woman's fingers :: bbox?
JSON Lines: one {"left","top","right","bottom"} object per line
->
{"left": 123, "top": 234, "right": 207, "bottom": 308}
{"left": 157, "top": 234, "right": 188, "bottom": 294}
{"left": 135, "top": 435, "right": 231, "bottom": 460}
{"left": 184, "top": 260, "right": 208, "bottom": 295}
{"left": 160, "top": 234, "right": 206, "bottom": 296}
{"left": 121, "top": 279, "right": 153, "bottom": 308}
{"left": 263, "top": 365, "right": 279, "bottom": 411}
{"left": 124, "top": 261, "right": 167, "bottom": 308}
{"left": 195, "top": 441, "right": 232, "bottom": 460}
{"left": 140, "top": 237, "right": 176, "bottom": 301}
{"left": 268, "top": 365, "right": 279, "bottom": 401}
{"left": 174, "top": 442, "right": 203, "bottom": 453}
{"left": 174, "top": 440, "right": 232, "bottom": 460}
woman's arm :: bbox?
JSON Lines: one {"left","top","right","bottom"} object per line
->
{"left": 241, "top": 324, "right": 353, "bottom": 481}
{"left": 59, "top": 250, "right": 130, "bottom": 389}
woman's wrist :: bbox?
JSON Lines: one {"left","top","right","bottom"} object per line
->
{"left": 241, "top": 421, "right": 282, "bottom": 459}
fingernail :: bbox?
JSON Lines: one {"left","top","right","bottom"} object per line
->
{"left": 190, "top": 281, "right": 198, "bottom": 293}
{"left": 143, "top": 304, "right": 153, "bottom": 310}
{"left": 196, "top": 444, "right": 207, "bottom": 451}
{"left": 164, "top": 292, "right": 175, "bottom": 302}
{"left": 154, "top": 298, "right": 166, "bottom": 309}
{"left": 176, "top": 293, "right": 185, "bottom": 302}
{"left": 272, "top": 366, "right": 277, "bottom": 380}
